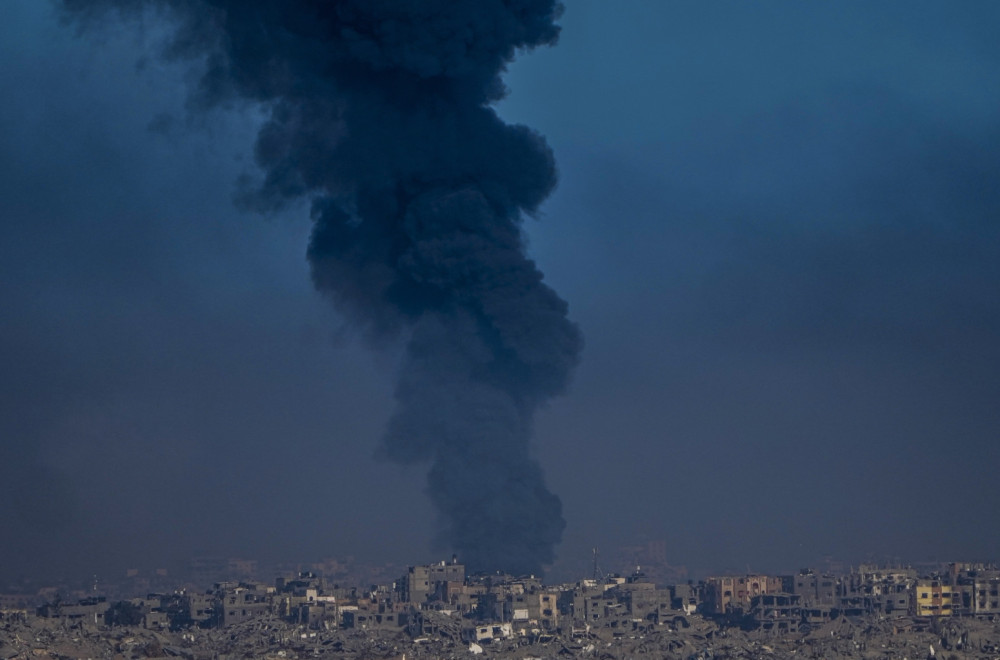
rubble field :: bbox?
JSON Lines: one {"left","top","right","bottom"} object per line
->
{"left": 5, "top": 611, "right": 1000, "bottom": 659}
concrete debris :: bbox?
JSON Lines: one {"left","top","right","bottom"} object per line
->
{"left": 6, "top": 608, "right": 1000, "bottom": 659}
{"left": 9, "top": 560, "right": 1000, "bottom": 658}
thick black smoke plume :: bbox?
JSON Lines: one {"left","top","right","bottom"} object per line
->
{"left": 61, "top": 0, "right": 581, "bottom": 575}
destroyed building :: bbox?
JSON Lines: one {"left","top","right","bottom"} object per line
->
{"left": 14, "top": 556, "right": 1000, "bottom": 660}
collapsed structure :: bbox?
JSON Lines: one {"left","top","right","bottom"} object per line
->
{"left": 8, "top": 559, "right": 1000, "bottom": 658}
{"left": 16, "top": 560, "right": 1000, "bottom": 638}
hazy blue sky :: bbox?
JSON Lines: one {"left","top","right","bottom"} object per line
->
{"left": 2, "top": 1, "right": 999, "bottom": 584}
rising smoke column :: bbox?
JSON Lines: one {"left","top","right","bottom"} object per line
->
{"left": 61, "top": 0, "right": 581, "bottom": 576}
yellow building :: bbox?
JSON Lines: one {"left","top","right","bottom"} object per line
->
{"left": 914, "top": 579, "right": 954, "bottom": 617}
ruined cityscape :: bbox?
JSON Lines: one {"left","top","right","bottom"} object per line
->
{"left": 5, "top": 546, "right": 1000, "bottom": 659}
{"left": 5, "top": 1, "right": 999, "bottom": 659}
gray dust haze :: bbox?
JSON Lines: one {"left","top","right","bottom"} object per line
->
{"left": 60, "top": 0, "right": 581, "bottom": 576}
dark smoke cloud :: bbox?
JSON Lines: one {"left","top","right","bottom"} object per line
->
{"left": 61, "top": 0, "right": 580, "bottom": 575}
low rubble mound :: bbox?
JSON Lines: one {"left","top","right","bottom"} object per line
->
{"left": 5, "top": 612, "right": 1000, "bottom": 659}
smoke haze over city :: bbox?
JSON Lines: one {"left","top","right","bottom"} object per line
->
{"left": 1, "top": 1, "right": 999, "bottom": 585}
